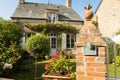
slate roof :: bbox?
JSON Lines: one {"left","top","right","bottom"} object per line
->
{"left": 11, "top": 2, "right": 83, "bottom": 21}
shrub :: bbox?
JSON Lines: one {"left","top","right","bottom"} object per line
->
{"left": 0, "top": 21, "right": 23, "bottom": 46}
{"left": 112, "top": 56, "right": 120, "bottom": 67}
{"left": 0, "top": 43, "right": 22, "bottom": 77}
{"left": 0, "top": 19, "right": 23, "bottom": 67}
{"left": 108, "top": 43, "right": 120, "bottom": 63}
{"left": 0, "top": 43, "right": 21, "bottom": 66}
{"left": 0, "top": 18, "right": 23, "bottom": 77}
{"left": 116, "top": 56, "right": 120, "bottom": 66}
{"left": 25, "top": 34, "right": 50, "bottom": 58}
{"left": 65, "top": 52, "right": 75, "bottom": 59}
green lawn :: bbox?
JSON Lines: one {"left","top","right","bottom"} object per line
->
{"left": 12, "top": 59, "right": 76, "bottom": 80}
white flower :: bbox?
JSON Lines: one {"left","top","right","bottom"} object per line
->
{"left": 3, "top": 63, "right": 13, "bottom": 70}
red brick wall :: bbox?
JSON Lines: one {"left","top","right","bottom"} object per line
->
{"left": 76, "top": 47, "right": 106, "bottom": 80}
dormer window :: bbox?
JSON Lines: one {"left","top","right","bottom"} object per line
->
{"left": 45, "top": 9, "right": 58, "bottom": 23}
{"left": 48, "top": 12, "right": 56, "bottom": 23}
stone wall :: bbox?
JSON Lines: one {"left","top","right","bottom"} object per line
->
{"left": 96, "top": 0, "right": 120, "bottom": 38}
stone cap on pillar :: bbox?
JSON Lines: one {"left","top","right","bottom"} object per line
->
{"left": 76, "top": 4, "right": 106, "bottom": 47}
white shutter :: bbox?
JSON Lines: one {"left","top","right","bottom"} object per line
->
{"left": 62, "top": 33, "right": 66, "bottom": 50}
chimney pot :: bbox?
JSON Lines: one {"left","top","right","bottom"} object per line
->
{"left": 19, "top": 0, "right": 24, "bottom": 4}
{"left": 65, "top": 0, "right": 72, "bottom": 8}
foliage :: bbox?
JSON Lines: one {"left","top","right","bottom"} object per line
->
{"left": 109, "top": 64, "right": 120, "bottom": 77}
{"left": 0, "top": 43, "right": 21, "bottom": 66}
{"left": 24, "top": 23, "right": 78, "bottom": 34}
{"left": 1, "top": 59, "right": 76, "bottom": 79}
{"left": 108, "top": 43, "right": 120, "bottom": 63}
{"left": 112, "top": 56, "right": 120, "bottom": 67}
{"left": 92, "top": 21, "right": 98, "bottom": 27}
{"left": 0, "top": 17, "right": 7, "bottom": 22}
{"left": 0, "top": 43, "right": 22, "bottom": 77}
{"left": 116, "top": 56, "right": 120, "bottom": 66}
{"left": 0, "top": 19, "right": 23, "bottom": 77}
{"left": 115, "top": 30, "right": 120, "bottom": 35}
{"left": 0, "top": 19, "right": 23, "bottom": 66}
{"left": 65, "top": 51, "right": 75, "bottom": 59}
{"left": 69, "top": 72, "right": 76, "bottom": 80}
{"left": 0, "top": 20, "right": 23, "bottom": 46}
{"left": 45, "top": 51, "right": 74, "bottom": 76}
{"left": 25, "top": 34, "right": 50, "bottom": 58}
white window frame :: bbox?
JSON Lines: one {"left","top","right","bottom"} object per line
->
{"left": 66, "top": 34, "right": 75, "bottom": 49}
{"left": 48, "top": 12, "right": 56, "bottom": 23}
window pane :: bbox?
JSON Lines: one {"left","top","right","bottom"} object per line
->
{"left": 66, "top": 34, "right": 75, "bottom": 49}
{"left": 71, "top": 44, "right": 74, "bottom": 48}
{"left": 71, "top": 39, "right": 74, "bottom": 43}
{"left": 67, "top": 34, "right": 70, "bottom": 38}
{"left": 67, "top": 39, "right": 70, "bottom": 43}
{"left": 48, "top": 13, "right": 56, "bottom": 23}
{"left": 67, "top": 44, "right": 70, "bottom": 48}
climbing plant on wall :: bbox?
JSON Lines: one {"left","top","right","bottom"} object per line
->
{"left": 24, "top": 23, "right": 79, "bottom": 34}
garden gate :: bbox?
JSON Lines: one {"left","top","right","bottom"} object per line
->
{"left": 106, "top": 37, "right": 120, "bottom": 80}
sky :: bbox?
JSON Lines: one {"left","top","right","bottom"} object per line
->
{"left": 0, "top": 0, "right": 101, "bottom": 20}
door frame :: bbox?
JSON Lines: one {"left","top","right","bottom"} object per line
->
{"left": 48, "top": 33, "right": 57, "bottom": 56}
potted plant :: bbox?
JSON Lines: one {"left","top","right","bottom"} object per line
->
{"left": 42, "top": 51, "right": 75, "bottom": 80}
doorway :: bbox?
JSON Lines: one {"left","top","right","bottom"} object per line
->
{"left": 48, "top": 33, "right": 57, "bottom": 56}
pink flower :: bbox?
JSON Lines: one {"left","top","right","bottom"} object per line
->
{"left": 56, "top": 51, "right": 60, "bottom": 55}
{"left": 52, "top": 56, "right": 58, "bottom": 60}
{"left": 45, "top": 64, "right": 49, "bottom": 69}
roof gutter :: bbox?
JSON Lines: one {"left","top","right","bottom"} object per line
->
{"left": 11, "top": 17, "right": 47, "bottom": 20}
{"left": 59, "top": 19, "right": 84, "bottom": 22}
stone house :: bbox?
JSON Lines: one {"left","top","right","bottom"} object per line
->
{"left": 11, "top": 0, "right": 83, "bottom": 56}
{"left": 95, "top": 0, "right": 120, "bottom": 38}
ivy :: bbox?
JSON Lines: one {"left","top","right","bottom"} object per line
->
{"left": 116, "top": 30, "right": 120, "bottom": 35}
{"left": 24, "top": 23, "right": 78, "bottom": 34}
{"left": 92, "top": 21, "right": 98, "bottom": 27}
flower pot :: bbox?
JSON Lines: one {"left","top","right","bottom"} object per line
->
{"left": 42, "top": 71, "right": 72, "bottom": 80}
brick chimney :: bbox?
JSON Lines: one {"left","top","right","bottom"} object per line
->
{"left": 65, "top": 0, "right": 72, "bottom": 8}
{"left": 19, "top": 0, "right": 24, "bottom": 4}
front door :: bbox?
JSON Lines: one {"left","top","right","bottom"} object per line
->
{"left": 48, "top": 34, "right": 57, "bottom": 56}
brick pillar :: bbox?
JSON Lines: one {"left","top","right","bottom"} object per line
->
{"left": 76, "top": 4, "right": 106, "bottom": 80}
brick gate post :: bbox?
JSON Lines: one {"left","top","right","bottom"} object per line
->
{"left": 76, "top": 4, "right": 106, "bottom": 80}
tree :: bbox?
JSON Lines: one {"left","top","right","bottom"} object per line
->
{"left": 0, "top": 20, "right": 23, "bottom": 46}
{"left": 25, "top": 34, "right": 50, "bottom": 80}
{"left": 25, "top": 34, "right": 50, "bottom": 58}
{"left": 0, "top": 18, "right": 23, "bottom": 67}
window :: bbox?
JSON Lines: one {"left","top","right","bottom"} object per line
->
{"left": 48, "top": 13, "right": 56, "bottom": 23}
{"left": 66, "top": 34, "right": 75, "bottom": 49}
{"left": 48, "top": 33, "right": 57, "bottom": 49}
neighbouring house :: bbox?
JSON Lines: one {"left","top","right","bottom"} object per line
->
{"left": 95, "top": 0, "right": 120, "bottom": 38}
{"left": 11, "top": 0, "right": 83, "bottom": 56}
